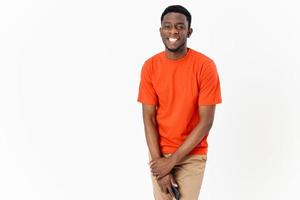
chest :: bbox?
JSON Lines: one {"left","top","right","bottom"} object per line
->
{"left": 152, "top": 64, "right": 200, "bottom": 99}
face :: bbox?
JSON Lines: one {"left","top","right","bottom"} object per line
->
{"left": 160, "top": 12, "right": 192, "bottom": 52}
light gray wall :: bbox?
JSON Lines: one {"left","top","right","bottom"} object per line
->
{"left": 1, "top": 0, "right": 299, "bottom": 199}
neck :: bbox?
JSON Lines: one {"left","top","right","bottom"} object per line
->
{"left": 165, "top": 45, "right": 188, "bottom": 60}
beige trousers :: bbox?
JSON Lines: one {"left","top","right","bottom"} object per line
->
{"left": 150, "top": 154, "right": 207, "bottom": 200}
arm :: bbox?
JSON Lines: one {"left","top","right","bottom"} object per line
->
{"left": 150, "top": 105, "right": 216, "bottom": 178}
{"left": 141, "top": 104, "right": 161, "bottom": 160}
{"left": 142, "top": 104, "right": 178, "bottom": 197}
{"left": 171, "top": 105, "right": 216, "bottom": 163}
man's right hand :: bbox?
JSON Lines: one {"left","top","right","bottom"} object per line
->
{"left": 157, "top": 173, "right": 178, "bottom": 199}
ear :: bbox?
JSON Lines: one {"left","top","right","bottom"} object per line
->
{"left": 187, "top": 28, "right": 193, "bottom": 38}
{"left": 159, "top": 27, "right": 163, "bottom": 37}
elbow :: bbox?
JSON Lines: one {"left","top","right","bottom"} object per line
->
{"left": 143, "top": 114, "right": 157, "bottom": 128}
{"left": 206, "top": 122, "right": 214, "bottom": 131}
{"left": 202, "top": 120, "right": 214, "bottom": 131}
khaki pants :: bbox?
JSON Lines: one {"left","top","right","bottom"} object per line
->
{"left": 150, "top": 154, "right": 207, "bottom": 200}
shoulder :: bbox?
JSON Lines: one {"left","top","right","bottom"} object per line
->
{"left": 144, "top": 51, "right": 164, "bottom": 64}
{"left": 189, "top": 48, "right": 214, "bottom": 64}
{"left": 142, "top": 51, "right": 165, "bottom": 71}
{"left": 189, "top": 49, "right": 218, "bottom": 73}
{"left": 189, "top": 49, "right": 219, "bottom": 76}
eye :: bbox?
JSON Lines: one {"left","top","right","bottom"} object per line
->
{"left": 176, "top": 24, "right": 185, "bottom": 30}
{"left": 162, "top": 24, "right": 172, "bottom": 30}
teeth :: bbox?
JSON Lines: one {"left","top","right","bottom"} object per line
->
{"left": 169, "top": 38, "right": 177, "bottom": 42}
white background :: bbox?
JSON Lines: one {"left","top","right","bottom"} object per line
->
{"left": 1, "top": 0, "right": 300, "bottom": 199}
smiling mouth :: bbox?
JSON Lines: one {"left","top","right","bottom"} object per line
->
{"left": 168, "top": 38, "right": 178, "bottom": 43}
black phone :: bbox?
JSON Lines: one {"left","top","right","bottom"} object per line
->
{"left": 171, "top": 185, "right": 180, "bottom": 200}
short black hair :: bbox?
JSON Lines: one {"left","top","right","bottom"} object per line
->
{"left": 161, "top": 5, "right": 192, "bottom": 28}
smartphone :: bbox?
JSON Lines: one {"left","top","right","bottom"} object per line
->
{"left": 171, "top": 185, "right": 180, "bottom": 200}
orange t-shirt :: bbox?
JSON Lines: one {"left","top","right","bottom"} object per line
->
{"left": 137, "top": 48, "right": 222, "bottom": 155}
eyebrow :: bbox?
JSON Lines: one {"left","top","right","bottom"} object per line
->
{"left": 162, "top": 21, "right": 185, "bottom": 25}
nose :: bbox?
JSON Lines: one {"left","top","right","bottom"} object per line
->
{"left": 170, "top": 27, "right": 179, "bottom": 35}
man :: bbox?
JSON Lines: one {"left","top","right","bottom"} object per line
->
{"left": 137, "top": 5, "right": 222, "bottom": 200}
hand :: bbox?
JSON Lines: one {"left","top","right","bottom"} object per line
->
{"left": 150, "top": 156, "right": 176, "bottom": 179}
{"left": 157, "top": 173, "right": 178, "bottom": 199}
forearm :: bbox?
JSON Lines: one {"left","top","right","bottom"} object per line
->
{"left": 149, "top": 120, "right": 214, "bottom": 179}
{"left": 149, "top": 106, "right": 216, "bottom": 179}
{"left": 170, "top": 121, "right": 213, "bottom": 164}
{"left": 144, "top": 118, "right": 162, "bottom": 160}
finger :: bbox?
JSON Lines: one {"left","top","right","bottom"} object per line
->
{"left": 149, "top": 160, "right": 156, "bottom": 165}
{"left": 158, "top": 171, "right": 168, "bottom": 179}
{"left": 157, "top": 173, "right": 164, "bottom": 180}
{"left": 156, "top": 170, "right": 167, "bottom": 179}
{"left": 153, "top": 173, "right": 159, "bottom": 178}
{"left": 157, "top": 174, "right": 165, "bottom": 180}
{"left": 151, "top": 169, "right": 158, "bottom": 175}
{"left": 152, "top": 170, "right": 157, "bottom": 176}
{"left": 151, "top": 169, "right": 160, "bottom": 176}
{"left": 151, "top": 167, "right": 157, "bottom": 172}
{"left": 158, "top": 184, "right": 164, "bottom": 193}
{"left": 150, "top": 163, "right": 156, "bottom": 168}
{"left": 162, "top": 185, "right": 168, "bottom": 194}
{"left": 167, "top": 186, "right": 175, "bottom": 198}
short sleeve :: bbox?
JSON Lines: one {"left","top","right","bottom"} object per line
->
{"left": 198, "top": 60, "right": 222, "bottom": 105}
{"left": 137, "top": 61, "right": 158, "bottom": 105}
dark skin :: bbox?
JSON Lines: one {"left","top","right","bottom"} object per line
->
{"left": 142, "top": 105, "right": 177, "bottom": 198}
{"left": 159, "top": 12, "right": 193, "bottom": 60}
{"left": 142, "top": 12, "right": 216, "bottom": 198}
